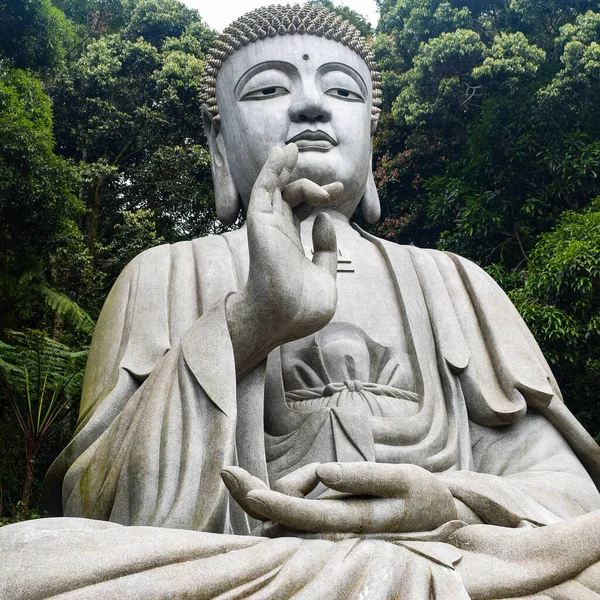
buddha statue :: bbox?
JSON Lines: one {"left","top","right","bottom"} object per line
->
{"left": 3, "top": 5, "right": 600, "bottom": 599}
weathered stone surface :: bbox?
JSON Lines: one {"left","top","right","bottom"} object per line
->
{"left": 3, "top": 513, "right": 600, "bottom": 598}
{"left": 4, "top": 4, "right": 600, "bottom": 598}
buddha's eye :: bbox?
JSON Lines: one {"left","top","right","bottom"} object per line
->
{"left": 241, "top": 86, "right": 289, "bottom": 100}
{"left": 325, "top": 88, "right": 364, "bottom": 102}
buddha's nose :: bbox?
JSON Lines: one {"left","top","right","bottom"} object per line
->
{"left": 288, "top": 88, "right": 332, "bottom": 123}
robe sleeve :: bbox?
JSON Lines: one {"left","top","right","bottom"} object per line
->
{"left": 440, "top": 411, "right": 600, "bottom": 526}
{"left": 42, "top": 242, "right": 240, "bottom": 532}
{"left": 426, "top": 250, "right": 600, "bottom": 526}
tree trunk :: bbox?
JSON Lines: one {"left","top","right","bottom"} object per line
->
{"left": 52, "top": 311, "right": 65, "bottom": 341}
{"left": 20, "top": 444, "right": 39, "bottom": 516}
{"left": 88, "top": 178, "right": 102, "bottom": 262}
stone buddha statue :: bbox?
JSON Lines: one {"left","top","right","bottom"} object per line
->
{"left": 4, "top": 5, "right": 600, "bottom": 599}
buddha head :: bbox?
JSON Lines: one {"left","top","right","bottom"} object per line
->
{"left": 200, "top": 4, "right": 382, "bottom": 224}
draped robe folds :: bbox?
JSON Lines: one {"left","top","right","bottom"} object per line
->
{"left": 5, "top": 225, "right": 600, "bottom": 598}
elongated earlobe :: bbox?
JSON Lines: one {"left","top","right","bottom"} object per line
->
{"left": 213, "top": 142, "right": 241, "bottom": 225}
{"left": 202, "top": 105, "right": 241, "bottom": 225}
{"left": 360, "top": 164, "right": 381, "bottom": 224}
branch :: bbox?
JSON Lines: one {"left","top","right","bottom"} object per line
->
{"left": 514, "top": 231, "right": 529, "bottom": 263}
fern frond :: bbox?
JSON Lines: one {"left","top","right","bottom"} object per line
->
{"left": 0, "top": 329, "right": 88, "bottom": 442}
{"left": 38, "top": 287, "right": 95, "bottom": 336}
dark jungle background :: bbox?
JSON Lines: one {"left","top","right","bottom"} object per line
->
{"left": 1, "top": 0, "right": 599, "bottom": 523}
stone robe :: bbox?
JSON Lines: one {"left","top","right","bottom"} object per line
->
{"left": 42, "top": 225, "right": 600, "bottom": 528}
{"left": 5, "top": 225, "right": 600, "bottom": 599}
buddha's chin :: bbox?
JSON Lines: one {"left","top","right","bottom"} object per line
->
{"left": 294, "top": 152, "right": 365, "bottom": 190}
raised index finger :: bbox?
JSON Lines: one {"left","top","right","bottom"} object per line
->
{"left": 249, "top": 146, "right": 293, "bottom": 215}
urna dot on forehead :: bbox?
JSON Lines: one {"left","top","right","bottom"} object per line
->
{"left": 200, "top": 3, "right": 382, "bottom": 124}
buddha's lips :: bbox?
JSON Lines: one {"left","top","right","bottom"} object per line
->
{"left": 286, "top": 130, "right": 338, "bottom": 147}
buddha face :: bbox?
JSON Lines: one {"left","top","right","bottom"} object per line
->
{"left": 212, "top": 34, "right": 374, "bottom": 217}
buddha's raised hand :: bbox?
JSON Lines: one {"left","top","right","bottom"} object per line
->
{"left": 226, "top": 144, "right": 342, "bottom": 379}
{"left": 221, "top": 462, "right": 458, "bottom": 535}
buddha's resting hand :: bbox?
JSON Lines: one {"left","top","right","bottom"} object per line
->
{"left": 221, "top": 462, "right": 458, "bottom": 535}
{"left": 226, "top": 143, "right": 342, "bottom": 379}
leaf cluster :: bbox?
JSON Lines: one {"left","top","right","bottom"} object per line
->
{"left": 0, "top": 0, "right": 76, "bottom": 72}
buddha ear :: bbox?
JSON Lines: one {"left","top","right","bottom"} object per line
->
{"left": 360, "top": 152, "right": 381, "bottom": 224}
{"left": 202, "top": 105, "right": 241, "bottom": 225}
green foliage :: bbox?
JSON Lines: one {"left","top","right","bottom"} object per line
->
{"left": 0, "top": 62, "right": 88, "bottom": 342}
{"left": 39, "top": 287, "right": 95, "bottom": 337}
{"left": 472, "top": 32, "right": 546, "bottom": 89}
{"left": 124, "top": 0, "right": 201, "bottom": 46}
{"left": 393, "top": 28, "right": 486, "bottom": 127}
{"left": 0, "top": 69, "right": 82, "bottom": 258}
{"left": 52, "top": 0, "right": 128, "bottom": 34}
{"left": 539, "top": 11, "right": 600, "bottom": 119}
{"left": 51, "top": 1, "right": 219, "bottom": 270}
{"left": 0, "top": 0, "right": 75, "bottom": 71}
{"left": 519, "top": 200, "right": 600, "bottom": 315}
{"left": 0, "top": 330, "right": 87, "bottom": 512}
{"left": 0, "top": 66, "right": 86, "bottom": 341}
{"left": 0, "top": 499, "right": 43, "bottom": 527}
{"left": 508, "top": 200, "right": 600, "bottom": 436}
{"left": 99, "top": 209, "right": 164, "bottom": 284}
{"left": 374, "top": 0, "right": 600, "bottom": 250}
{"left": 378, "top": 0, "right": 472, "bottom": 69}
{"left": 0, "top": 265, "right": 95, "bottom": 336}
{"left": 0, "top": 332, "right": 86, "bottom": 443}
{"left": 0, "top": 0, "right": 220, "bottom": 517}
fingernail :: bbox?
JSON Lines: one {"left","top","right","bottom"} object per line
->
{"left": 318, "top": 463, "right": 343, "bottom": 484}
{"left": 246, "top": 495, "right": 270, "bottom": 515}
{"left": 221, "top": 470, "right": 239, "bottom": 493}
